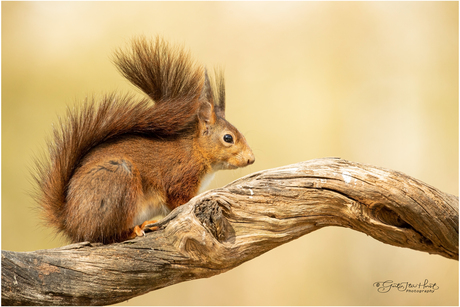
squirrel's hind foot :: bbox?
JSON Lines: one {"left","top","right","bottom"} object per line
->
{"left": 129, "top": 219, "right": 159, "bottom": 239}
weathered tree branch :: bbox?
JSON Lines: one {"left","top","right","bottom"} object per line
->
{"left": 2, "top": 158, "right": 458, "bottom": 306}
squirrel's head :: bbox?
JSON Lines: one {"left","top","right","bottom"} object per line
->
{"left": 195, "top": 70, "right": 255, "bottom": 171}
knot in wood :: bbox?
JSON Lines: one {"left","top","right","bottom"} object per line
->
{"left": 194, "top": 199, "right": 229, "bottom": 242}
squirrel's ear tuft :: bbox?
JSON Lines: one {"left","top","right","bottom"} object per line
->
{"left": 200, "top": 68, "right": 226, "bottom": 118}
{"left": 213, "top": 68, "right": 225, "bottom": 118}
{"left": 200, "top": 69, "right": 214, "bottom": 105}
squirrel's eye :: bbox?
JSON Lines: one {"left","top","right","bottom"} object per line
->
{"left": 223, "top": 134, "right": 234, "bottom": 144}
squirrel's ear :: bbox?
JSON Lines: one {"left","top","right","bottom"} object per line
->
{"left": 198, "top": 100, "right": 216, "bottom": 128}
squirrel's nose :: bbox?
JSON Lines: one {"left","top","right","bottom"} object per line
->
{"left": 247, "top": 152, "right": 255, "bottom": 165}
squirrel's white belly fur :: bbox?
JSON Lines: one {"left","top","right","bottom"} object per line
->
{"left": 199, "top": 172, "right": 216, "bottom": 193}
{"left": 132, "top": 172, "right": 216, "bottom": 227}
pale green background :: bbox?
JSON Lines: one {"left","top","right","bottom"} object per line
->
{"left": 2, "top": 2, "right": 458, "bottom": 305}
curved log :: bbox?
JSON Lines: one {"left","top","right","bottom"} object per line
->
{"left": 2, "top": 158, "right": 458, "bottom": 305}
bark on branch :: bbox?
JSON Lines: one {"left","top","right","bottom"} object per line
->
{"left": 2, "top": 158, "right": 458, "bottom": 306}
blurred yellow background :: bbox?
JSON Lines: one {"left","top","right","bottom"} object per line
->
{"left": 2, "top": 2, "right": 458, "bottom": 305}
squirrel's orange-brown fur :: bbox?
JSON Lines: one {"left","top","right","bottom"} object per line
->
{"left": 33, "top": 37, "right": 254, "bottom": 244}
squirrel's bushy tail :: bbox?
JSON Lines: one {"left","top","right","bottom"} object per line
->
{"left": 33, "top": 36, "right": 222, "bottom": 235}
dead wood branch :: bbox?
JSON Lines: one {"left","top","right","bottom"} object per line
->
{"left": 2, "top": 158, "right": 458, "bottom": 306}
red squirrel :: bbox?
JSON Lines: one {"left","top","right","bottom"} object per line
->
{"left": 34, "top": 37, "right": 255, "bottom": 244}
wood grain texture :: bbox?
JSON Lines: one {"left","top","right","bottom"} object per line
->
{"left": 2, "top": 158, "right": 458, "bottom": 306}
